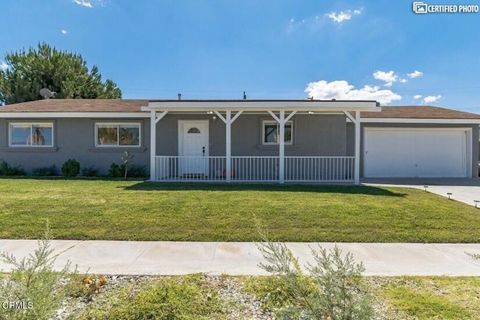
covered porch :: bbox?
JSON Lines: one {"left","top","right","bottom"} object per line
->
{"left": 142, "top": 100, "right": 380, "bottom": 184}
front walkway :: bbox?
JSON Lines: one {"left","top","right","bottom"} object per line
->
{"left": 364, "top": 178, "right": 480, "bottom": 207}
{"left": 1, "top": 240, "right": 480, "bottom": 276}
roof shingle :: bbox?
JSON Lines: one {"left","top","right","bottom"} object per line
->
{"left": 363, "top": 105, "right": 480, "bottom": 119}
{"left": 0, "top": 99, "right": 147, "bottom": 112}
{"left": 0, "top": 100, "right": 478, "bottom": 120}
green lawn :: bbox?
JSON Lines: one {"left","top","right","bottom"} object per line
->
{"left": 1, "top": 178, "right": 480, "bottom": 242}
{"left": 375, "top": 277, "right": 480, "bottom": 319}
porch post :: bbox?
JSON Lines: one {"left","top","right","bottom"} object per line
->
{"left": 150, "top": 110, "right": 156, "bottom": 181}
{"left": 214, "top": 110, "right": 242, "bottom": 182}
{"left": 225, "top": 110, "right": 232, "bottom": 182}
{"left": 354, "top": 111, "right": 361, "bottom": 185}
{"left": 279, "top": 110, "right": 285, "bottom": 183}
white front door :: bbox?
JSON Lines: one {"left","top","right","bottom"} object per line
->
{"left": 364, "top": 128, "right": 470, "bottom": 178}
{"left": 178, "top": 120, "right": 209, "bottom": 177}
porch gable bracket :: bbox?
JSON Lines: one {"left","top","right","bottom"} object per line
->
{"left": 267, "top": 110, "right": 280, "bottom": 123}
{"left": 155, "top": 111, "right": 168, "bottom": 124}
{"left": 343, "top": 111, "right": 357, "bottom": 124}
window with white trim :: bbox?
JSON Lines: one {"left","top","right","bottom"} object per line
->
{"left": 9, "top": 122, "right": 54, "bottom": 147}
{"left": 95, "top": 123, "right": 141, "bottom": 147}
{"left": 262, "top": 121, "right": 293, "bottom": 145}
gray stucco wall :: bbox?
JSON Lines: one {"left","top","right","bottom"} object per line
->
{"left": 0, "top": 118, "right": 150, "bottom": 175}
{"left": 0, "top": 114, "right": 347, "bottom": 175}
{"left": 2, "top": 115, "right": 477, "bottom": 178}
{"left": 156, "top": 113, "right": 347, "bottom": 156}
{"left": 346, "top": 122, "right": 479, "bottom": 177}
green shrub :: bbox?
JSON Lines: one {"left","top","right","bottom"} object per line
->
{"left": 81, "top": 166, "right": 99, "bottom": 177}
{"left": 0, "top": 226, "right": 75, "bottom": 320}
{"left": 76, "top": 274, "right": 228, "bottom": 320}
{"left": 108, "top": 163, "right": 147, "bottom": 178}
{"left": 32, "top": 165, "right": 58, "bottom": 176}
{"left": 0, "top": 159, "right": 25, "bottom": 176}
{"left": 61, "top": 159, "right": 80, "bottom": 177}
{"left": 108, "top": 163, "right": 123, "bottom": 178}
{"left": 127, "top": 165, "right": 147, "bottom": 178}
{"left": 255, "top": 241, "right": 374, "bottom": 319}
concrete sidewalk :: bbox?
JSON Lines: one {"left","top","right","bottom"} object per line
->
{"left": 1, "top": 240, "right": 480, "bottom": 276}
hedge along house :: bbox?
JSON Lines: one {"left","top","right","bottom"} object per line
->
{"left": 0, "top": 99, "right": 479, "bottom": 184}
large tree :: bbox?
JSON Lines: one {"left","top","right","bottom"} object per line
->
{"left": 0, "top": 43, "right": 121, "bottom": 104}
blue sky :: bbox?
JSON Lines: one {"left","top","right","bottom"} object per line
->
{"left": 0, "top": 0, "right": 479, "bottom": 112}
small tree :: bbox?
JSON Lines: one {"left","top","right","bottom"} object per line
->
{"left": 121, "top": 151, "right": 134, "bottom": 179}
{"left": 257, "top": 241, "right": 373, "bottom": 319}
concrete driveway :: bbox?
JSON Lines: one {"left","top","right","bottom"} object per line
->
{"left": 1, "top": 240, "right": 480, "bottom": 276}
{"left": 363, "top": 178, "right": 480, "bottom": 207}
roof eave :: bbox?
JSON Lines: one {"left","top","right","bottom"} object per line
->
{"left": 143, "top": 100, "right": 380, "bottom": 112}
{"left": 361, "top": 117, "right": 480, "bottom": 124}
{"left": 0, "top": 112, "right": 150, "bottom": 118}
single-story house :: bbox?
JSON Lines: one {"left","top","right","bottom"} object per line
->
{"left": 0, "top": 98, "right": 479, "bottom": 184}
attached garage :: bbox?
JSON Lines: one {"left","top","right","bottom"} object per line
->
{"left": 364, "top": 128, "right": 471, "bottom": 178}
{"left": 358, "top": 105, "right": 480, "bottom": 179}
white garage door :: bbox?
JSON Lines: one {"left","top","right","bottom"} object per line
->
{"left": 364, "top": 128, "right": 470, "bottom": 178}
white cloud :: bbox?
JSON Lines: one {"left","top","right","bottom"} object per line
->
{"left": 413, "top": 95, "right": 422, "bottom": 100}
{"left": 0, "top": 61, "right": 7, "bottom": 71}
{"left": 305, "top": 80, "right": 401, "bottom": 105}
{"left": 61, "top": 29, "right": 68, "bottom": 35}
{"left": 423, "top": 95, "right": 441, "bottom": 103}
{"left": 399, "top": 78, "right": 407, "bottom": 83}
{"left": 373, "top": 70, "right": 398, "bottom": 87}
{"left": 72, "top": 0, "right": 106, "bottom": 8}
{"left": 408, "top": 70, "right": 423, "bottom": 78}
{"left": 73, "top": 0, "right": 93, "bottom": 8}
{"left": 326, "top": 9, "right": 362, "bottom": 23}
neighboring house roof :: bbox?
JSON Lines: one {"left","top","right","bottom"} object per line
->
{"left": 0, "top": 100, "right": 478, "bottom": 120}
{"left": 0, "top": 99, "right": 148, "bottom": 112}
{"left": 363, "top": 105, "right": 480, "bottom": 119}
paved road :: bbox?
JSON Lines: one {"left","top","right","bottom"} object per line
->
{"left": 364, "top": 178, "right": 480, "bottom": 207}
{"left": 1, "top": 240, "right": 480, "bottom": 276}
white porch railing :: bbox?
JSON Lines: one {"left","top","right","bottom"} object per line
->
{"left": 154, "top": 156, "right": 355, "bottom": 182}
{"left": 155, "top": 156, "right": 226, "bottom": 181}
{"left": 285, "top": 156, "right": 355, "bottom": 182}
{"left": 231, "top": 156, "right": 279, "bottom": 181}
